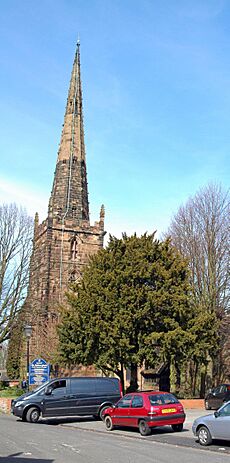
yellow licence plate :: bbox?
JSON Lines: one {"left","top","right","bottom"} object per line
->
{"left": 162, "top": 408, "right": 176, "bottom": 414}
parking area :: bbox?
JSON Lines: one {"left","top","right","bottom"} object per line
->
{"left": 55, "top": 408, "right": 207, "bottom": 438}
{"left": 47, "top": 408, "right": 229, "bottom": 455}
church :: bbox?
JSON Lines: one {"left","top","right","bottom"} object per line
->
{"left": 24, "top": 42, "right": 105, "bottom": 363}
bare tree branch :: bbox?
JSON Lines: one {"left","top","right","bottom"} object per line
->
{"left": 165, "top": 183, "right": 230, "bottom": 381}
{"left": 0, "top": 203, "right": 33, "bottom": 343}
{"left": 166, "top": 183, "right": 229, "bottom": 316}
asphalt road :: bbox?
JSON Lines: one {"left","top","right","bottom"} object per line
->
{"left": 0, "top": 412, "right": 230, "bottom": 463}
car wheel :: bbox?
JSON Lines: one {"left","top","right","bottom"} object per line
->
{"left": 99, "top": 405, "right": 110, "bottom": 421}
{"left": 104, "top": 415, "right": 114, "bottom": 431}
{"left": 139, "top": 420, "right": 151, "bottom": 436}
{"left": 171, "top": 423, "right": 183, "bottom": 432}
{"left": 197, "top": 426, "right": 212, "bottom": 446}
{"left": 26, "top": 407, "right": 40, "bottom": 423}
{"left": 205, "top": 400, "right": 211, "bottom": 410}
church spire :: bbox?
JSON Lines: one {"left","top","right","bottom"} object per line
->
{"left": 48, "top": 41, "right": 89, "bottom": 224}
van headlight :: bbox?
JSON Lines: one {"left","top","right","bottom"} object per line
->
{"left": 14, "top": 401, "right": 25, "bottom": 407}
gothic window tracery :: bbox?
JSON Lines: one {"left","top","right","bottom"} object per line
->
{"left": 69, "top": 271, "right": 76, "bottom": 282}
{"left": 69, "top": 269, "right": 81, "bottom": 283}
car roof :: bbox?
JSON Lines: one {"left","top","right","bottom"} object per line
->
{"left": 214, "top": 383, "right": 230, "bottom": 386}
{"left": 126, "top": 391, "right": 171, "bottom": 395}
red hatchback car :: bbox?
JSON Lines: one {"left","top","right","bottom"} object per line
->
{"left": 103, "top": 391, "right": 185, "bottom": 436}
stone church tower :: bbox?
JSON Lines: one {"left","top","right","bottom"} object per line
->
{"left": 24, "top": 42, "right": 105, "bottom": 363}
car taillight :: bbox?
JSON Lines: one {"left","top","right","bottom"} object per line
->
{"left": 148, "top": 406, "right": 159, "bottom": 416}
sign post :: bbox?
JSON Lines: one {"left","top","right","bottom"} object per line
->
{"left": 29, "top": 358, "right": 50, "bottom": 386}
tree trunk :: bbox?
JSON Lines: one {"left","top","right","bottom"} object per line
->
{"left": 192, "top": 361, "right": 198, "bottom": 396}
{"left": 199, "top": 366, "right": 206, "bottom": 398}
{"left": 126, "top": 363, "right": 138, "bottom": 393}
{"left": 175, "top": 361, "right": 181, "bottom": 395}
{"left": 119, "top": 363, "right": 125, "bottom": 395}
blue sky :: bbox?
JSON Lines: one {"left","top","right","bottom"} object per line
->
{"left": 0, "top": 0, "right": 229, "bottom": 240}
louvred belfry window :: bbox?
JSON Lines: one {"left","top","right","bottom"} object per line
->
{"left": 71, "top": 236, "right": 78, "bottom": 260}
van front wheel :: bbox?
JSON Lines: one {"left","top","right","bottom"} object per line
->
{"left": 26, "top": 407, "right": 40, "bottom": 423}
{"left": 99, "top": 405, "right": 110, "bottom": 420}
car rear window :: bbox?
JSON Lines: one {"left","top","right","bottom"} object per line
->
{"left": 220, "top": 385, "right": 227, "bottom": 393}
{"left": 149, "top": 393, "right": 179, "bottom": 405}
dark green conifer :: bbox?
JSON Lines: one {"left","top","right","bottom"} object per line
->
{"left": 58, "top": 233, "right": 218, "bottom": 393}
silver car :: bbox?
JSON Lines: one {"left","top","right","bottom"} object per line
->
{"left": 192, "top": 401, "right": 230, "bottom": 446}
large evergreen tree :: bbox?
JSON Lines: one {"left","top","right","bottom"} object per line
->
{"left": 58, "top": 233, "right": 218, "bottom": 393}
{"left": 6, "top": 314, "right": 24, "bottom": 379}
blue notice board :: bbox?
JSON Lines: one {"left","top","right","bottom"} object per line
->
{"left": 29, "top": 358, "right": 50, "bottom": 386}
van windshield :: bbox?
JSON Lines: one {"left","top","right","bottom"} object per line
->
{"left": 31, "top": 380, "right": 50, "bottom": 393}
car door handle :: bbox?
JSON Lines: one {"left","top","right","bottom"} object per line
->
{"left": 65, "top": 395, "right": 75, "bottom": 398}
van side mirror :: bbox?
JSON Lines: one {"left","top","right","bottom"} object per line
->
{"left": 214, "top": 411, "right": 219, "bottom": 418}
{"left": 45, "top": 386, "right": 53, "bottom": 395}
